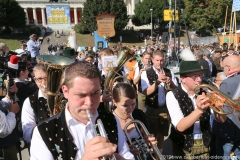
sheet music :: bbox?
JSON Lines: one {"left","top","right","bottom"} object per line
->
{"left": 102, "top": 56, "right": 118, "bottom": 68}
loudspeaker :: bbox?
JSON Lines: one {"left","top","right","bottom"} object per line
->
{"left": 162, "top": 32, "right": 168, "bottom": 42}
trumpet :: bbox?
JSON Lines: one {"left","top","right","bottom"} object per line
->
{"left": 194, "top": 84, "right": 240, "bottom": 119}
{"left": 157, "top": 66, "right": 172, "bottom": 92}
{"left": 124, "top": 114, "right": 165, "bottom": 160}
{"left": 86, "top": 109, "right": 116, "bottom": 160}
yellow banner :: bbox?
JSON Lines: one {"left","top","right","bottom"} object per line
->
{"left": 95, "top": 14, "right": 116, "bottom": 37}
{"left": 164, "top": 10, "right": 178, "bottom": 21}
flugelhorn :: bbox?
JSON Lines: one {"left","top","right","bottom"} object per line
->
{"left": 194, "top": 84, "right": 240, "bottom": 119}
{"left": 86, "top": 109, "right": 116, "bottom": 160}
{"left": 124, "top": 114, "right": 165, "bottom": 160}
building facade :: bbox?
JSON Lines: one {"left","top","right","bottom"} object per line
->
{"left": 16, "top": 0, "right": 142, "bottom": 28}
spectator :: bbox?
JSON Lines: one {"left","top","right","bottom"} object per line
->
{"left": 84, "top": 54, "right": 94, "bottom": 64}
{"left": 27, "top": 34, "right": 41, "bottom": 63}
{"left": 46, "top": 37, "right": 50, "bottom": 44}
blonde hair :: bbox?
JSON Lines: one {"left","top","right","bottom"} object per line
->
{"left": 152, "top": 50, "right": 164, "bottom": 58}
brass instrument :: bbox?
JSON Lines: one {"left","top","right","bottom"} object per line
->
{"left": 157, "top": 66, "right": 171, "bottom": 92}
{"left": 124, "top": 114, "right": 165, "bottom": 160}
{"left": 86, "top": 109, "right": 116, "bottom": 160}
{"left": 36, "top": 55, "right": 75, "bottom": 116}
{"left": 104, "top": 47, "right": 135, "bottom": 111}
{"left": 194, "top": 84, "right": 240, "bottom": 119}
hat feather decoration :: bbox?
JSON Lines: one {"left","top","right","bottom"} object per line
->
{"left": 180, "top": 48, "right": 196, "bottom": 61}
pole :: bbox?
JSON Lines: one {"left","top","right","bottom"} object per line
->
{"left": 234, "top": 11, "right": 237, "bottom": 49}
{"left": 178, "top": 0, "right": 181, "bottom": 55}
{"left": 169, "top": 0, "right": 172, "bottom": 41}
{"left": 229, "top": 7, "right": 233, "bottom": 47}
{"left": 182, "top": 9, "right": 191, "bottom": 48}
{"left": 150, "top": 9, "right": 153, "bottom": 45}
{"left": 223, "top": 6, "right": 228, "bottom": 45}
{"left": 173, "top": 0, "right": 176, "bottom": 60}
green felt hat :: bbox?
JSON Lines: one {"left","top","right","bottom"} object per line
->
{"left": 175, "top": 61, "right": 207, "bottom": 75}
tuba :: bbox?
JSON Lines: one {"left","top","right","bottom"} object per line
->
{"left": 36, "top": 55, "right": 75, "bottom": 116}
{"left": 86, "top": 109, "right": 116, "bottom": 160}
{"left": 194, "top": 84, "right": 240, "bottom": 119}
{"left": 124, "top": 114, "right": 165, "bottom": 160}
{"left": 104, "top": 47, "right": 135, "bottom": 111}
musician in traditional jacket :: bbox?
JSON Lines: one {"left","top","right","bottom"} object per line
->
{"left": 30, "top": 61, "right": 134, "bottom": 160}
{"left": 112, "top": 82, "right": 158, "bottom": 158}
{"left": 21, "top": 63, "right": 48, "bottom": 143}
{"left": 166, "top": 52, "right": 226, "bottom": 159}
{"left": 141, "top": 50, "right": 178, "bottom": 152}
{"left": 133, "top": 52, "right": 151, "bottom": 111}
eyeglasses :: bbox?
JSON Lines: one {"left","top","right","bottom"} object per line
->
{"left": 184, "top": 73, "right": 203, "bottom": 81}
{"left": 34, "top": 77, "right": 47, "bottom": 83}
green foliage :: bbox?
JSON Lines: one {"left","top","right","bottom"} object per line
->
{"left": 0, "top": 0, "right": 26, "bottom": 32}
{"left": 23, "top": 25, "right": 41, "bottom": 36}
{"left": 81, "top": 0, "right": 129, "bottom": 33}
{"left": 183, "top": 0, "right": 232, "bottom": 31}
{"left": 74, "top": 22, "right": 88, "bottom": 34}
{"left": 132, "top": 0, "right": 166, "bottom": 27}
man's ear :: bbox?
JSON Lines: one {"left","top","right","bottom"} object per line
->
{"left": 62, "top": 85, "right": 69, "bottom": 99}
{"left": 180, "top": 76, "right": 185, "bottom": 84}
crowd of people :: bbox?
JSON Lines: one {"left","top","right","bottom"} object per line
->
{"left": 0, "top": 32, "right": 240, "bottom": 160}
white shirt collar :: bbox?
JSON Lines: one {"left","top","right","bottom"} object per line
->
{"left": 38, "top": 89, "right": 47, "bottom": 99}
{"left": 14, "top": 78, "right": 24, "bottom": 82}
{"left": 181, "top": 84, "right": 196, "bottom": 98}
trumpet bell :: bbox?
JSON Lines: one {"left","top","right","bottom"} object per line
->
{"left": 194, "top": 84, "right": 239, "bottom": 116}
{"left": 124, "top": 119, "right": 165, "bottom": 160}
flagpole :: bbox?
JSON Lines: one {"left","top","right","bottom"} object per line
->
{"left": 228, "top": 6, "right": 233, "bottom": 47}
{"left": 223, "top": 6, "right": 228, "bottom": 44}
{"left": 234, "top": 11, "right": 237, "bottom": 49}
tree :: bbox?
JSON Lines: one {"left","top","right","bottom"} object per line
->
{"left": 183, "top": 0, "right": 232, "bottom": 35}
{"left": 0, "top": 0, "right": 26, "bottom": 33}
{"left": 132, "top": 0, "right": 166, "bottom": 29}
{"left": 79, "top": 0, "right": 129, "bottom": 33}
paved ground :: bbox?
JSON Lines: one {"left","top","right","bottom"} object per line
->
{"left": 39, "top": 31, "right": 70, "bottom": 54}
